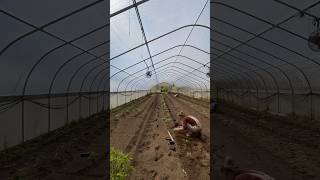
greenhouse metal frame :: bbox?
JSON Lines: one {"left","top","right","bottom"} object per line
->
{"left": 1, "top": 0, "right": 320, "bottom": 150}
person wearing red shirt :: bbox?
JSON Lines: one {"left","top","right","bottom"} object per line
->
{"left": 173, "top": 111, "right": 202, "bottom": 137}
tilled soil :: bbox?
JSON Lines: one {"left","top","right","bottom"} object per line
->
{"left": 0, "top": 94, "right": 150, "bottom": 180}
{"left": 163, "top": 94, "right": 210, "bottom": 180}
{"left": 4, "top": 93, "right": 318, "bottom": 180}
{"left": 111, "top": 94, "right": 186, "bottom": 179}
{"left": 213, "top": 103, "right": 320, "bottom": 180}
{"left": 128, "top": 94, "right": 186, "bottom": 180}
{"left": 0, "top": 93, "right": 211, "bottom": 180}
{"left": 110, "top": 93, "right": 210, "bottom": 180}
{"left": 111, "top": 94, "right": 156, "bottom": 152}
{"left": 0, "top": 111, "right": 108, "bottom": 180}
{"left": 170, "top": 94, "right": 320, "bottom": 179}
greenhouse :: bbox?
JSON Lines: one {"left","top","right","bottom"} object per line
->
{"left": 0, "top": 0, "right": 320, "bottom": 179}
{"left": 211, "top": 1, "right": 320, "bottom": 179}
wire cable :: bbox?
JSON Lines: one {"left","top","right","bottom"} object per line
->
{"left": 131, "top": 0, "right": 159, "bottom": 85}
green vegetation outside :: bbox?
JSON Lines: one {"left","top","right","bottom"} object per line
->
{"left": 160, "top": 86, "right": 168, "bottom": 93}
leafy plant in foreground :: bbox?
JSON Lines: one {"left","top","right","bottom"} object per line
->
{"left": 110, "top": 147, "right": 133, "bottom": 180}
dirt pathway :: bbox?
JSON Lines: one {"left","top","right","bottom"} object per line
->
{"left": 171, "top": 94, "right": 209, "bottom": 136}
{"left": 175, "top": 95, "right": 314, "bottom": 179}
{"left": 213, "top": 105, "right": 320, "bottom": 179}
{"left": 174, "top": 94, "right": 320, "bottom": 179}
{"left": 110, "top": 93, "right": 211, "bottom": 179}
{"left": 163, "top": 94, "right": 210, "bottom": 180}
{"left": 0, "top": 94, "right": 153, "bottom": 180}
{"left": 110, "top": 94, "right": 155, "bottom": 151}
{"left": 128, "top": 94, "right": 186, "bottom": 180}
{"left": 111, "top": 93, "right": 188, "bottom": 179}
{"left": 110, "top": 94, "right": 151, "bottom": 134}
{"left": 0, "top": 111, "right": 108, "bottom": 180}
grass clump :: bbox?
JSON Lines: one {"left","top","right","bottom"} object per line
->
{"left": 110, "top": 147, "right": 133, "bottom": 180}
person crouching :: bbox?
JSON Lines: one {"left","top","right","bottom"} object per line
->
{"left": 173, "top": 111, "right": 202, "bottom": 138}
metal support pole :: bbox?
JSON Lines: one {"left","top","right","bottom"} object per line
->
{"left": 88, "top": 95, "right": 91, "bottom": 116}
{"left": 47, "top": 95, "right": 51, "bottom": 133}
{"left": 102, "top": 92, "right": 105, "bottom": 111}
{"left": 310, "top": 93, "right": 313, "bottom": 119}
{"left": 96, "top": 93, "right": 99, "bottom": 113}
{"left": 116, "top": 93, "right": 119, "bottom": 107}
{"left": 66, "top": 94, "right": 69, "bottom": 125}
{"left": 79, "top": 94, "right": 82, "bottom": 119}
{"left": 292, "top": 94, "right": 295, "bottom": 115}
{"left": 125, "top": 91, "right": 127, "bottom": 104}
{"left": 21, "top": 100, "right": 25, "bottom": 143}
{"left": 277, "top": 92, "right": 280, "bottom": 113}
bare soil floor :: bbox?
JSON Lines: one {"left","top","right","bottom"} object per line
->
{"left": 110, "top": 93, "right": 210, "bottom": 180}
{"left": 3, "top": 93, "right": 316, "bottom": 180}
{"left": 0, "top": 111, "right": 108, "bottom": 180}
{"left": 163, "top": 94, "right": 210, "bottom": 179}
{"left": 0, "top": 94, "right": 154, "bottom": 180}
{"left": 0, "top": 95, "right": 156, "bottom": 179}
{"left": 213, "top": 102, "right": 320, "bottom": 180}
{"left": 0, "top": 93, "right": 209, "bottom": 180}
